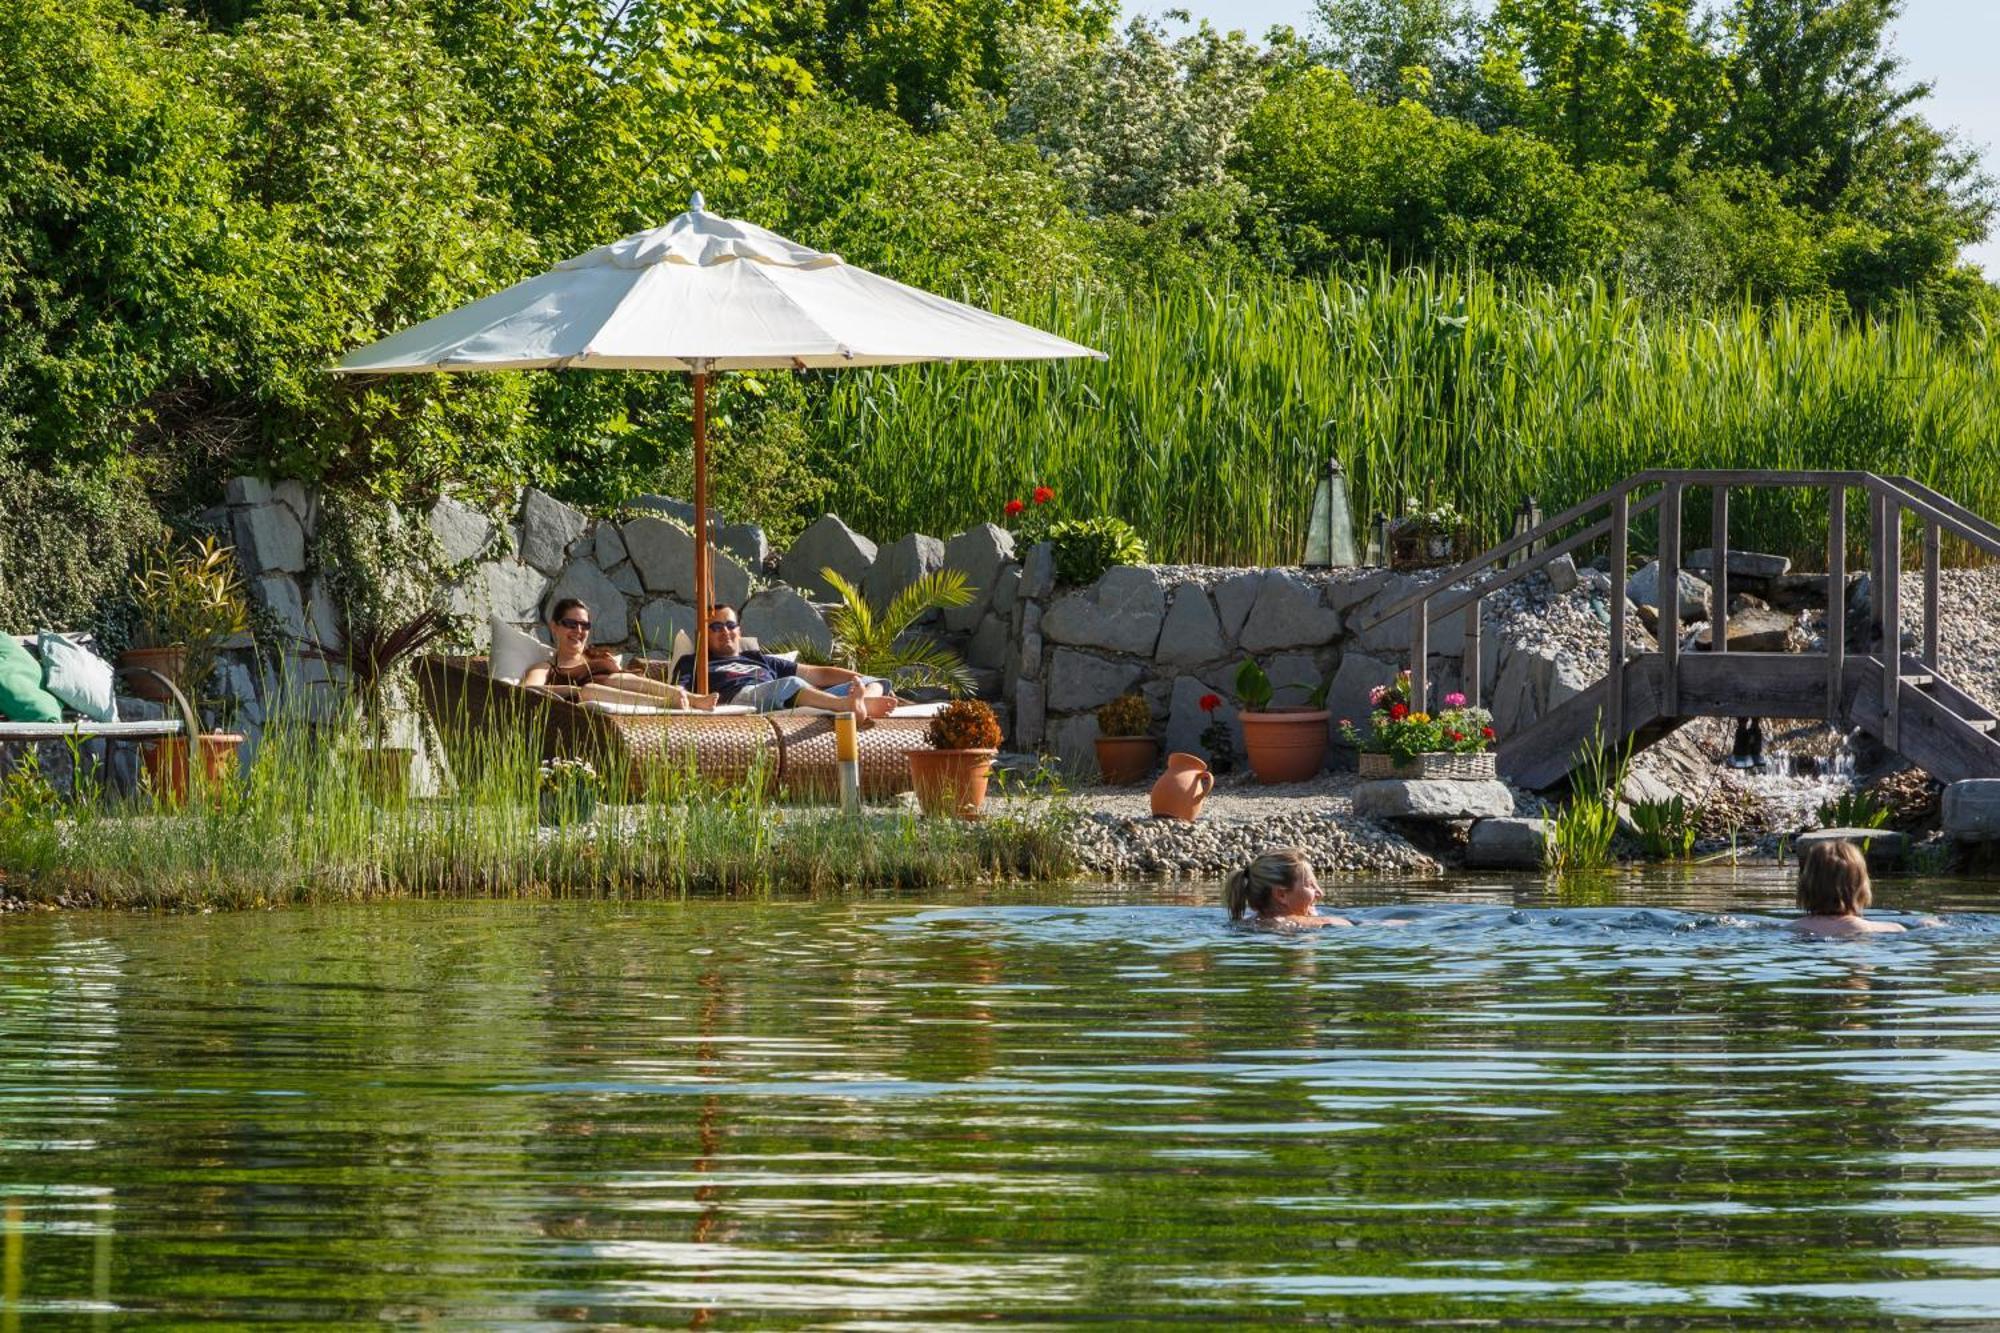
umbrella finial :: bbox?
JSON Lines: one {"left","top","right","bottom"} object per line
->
{"left": 689, "top": 190, "right": 706, "bottom": 213}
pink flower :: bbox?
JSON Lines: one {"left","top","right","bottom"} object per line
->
{"left": 1443, "top": 692, "right": 1466, "bottom": 709}
{"left": 1367, "top": 686, "right": 1386, "bottom": 705}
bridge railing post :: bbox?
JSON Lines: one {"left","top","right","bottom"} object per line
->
{"left": 1465, "top": 599, "right": 1482, "bottom": 710}
{"left": 1709, "top": 485, "right": 1729, "bottom": 655}
{"left": 1828, "top": 484, "right": 1845, "bottom": 719}
{"left": 1925, "top": 520, "right": 1941, "bottom": 668}
{"left": 1884, "top": 495, "right": 1902, "bottom": 751}
{"left": 1608, "top": 487, "right": 1629, "bottom": 745}
{"left": 1659, "top": 481, "right": 1681, "bottom": 717}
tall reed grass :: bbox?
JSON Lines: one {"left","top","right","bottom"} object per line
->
{"left": 820, "top": 268, "right": 2000, "bottom": 566}
{"left": 0, "top": 720, "right": 1076, "bottom": 910}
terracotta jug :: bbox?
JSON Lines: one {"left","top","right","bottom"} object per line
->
{"left": 1150, "top": 751, "right": 1214, "bottom": 821}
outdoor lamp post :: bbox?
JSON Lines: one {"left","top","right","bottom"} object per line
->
{"left": 1303, "top": 457, "right": 1358, "bottom": 568}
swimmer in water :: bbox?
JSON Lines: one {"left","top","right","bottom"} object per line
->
{"left": 1787, "top": 839, "right": 1906, "bottom": 936}
{"left": 1224, "top": 848, "right": 1352, "bottom": 928}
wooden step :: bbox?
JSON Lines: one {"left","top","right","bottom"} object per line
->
{"left": 1903, "top": 673, "right": 1936, "bottom": 688}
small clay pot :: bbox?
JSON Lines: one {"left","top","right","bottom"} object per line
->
{"left": 1238, "top": 707, "right": 1330, "bottom": 785}
{"left": 907, "top": 748, "right": 996, "bottom": 819}
{"left": 1149, "top": 752, "right": 1214, "bottom": 821}
{"left": 119, "top": 646, "right": 187, "bottom": 704}
{"left": 1093, "top": 735, "right": 1159, "bottom": 785}
{"left": 141, "top": 732, "right": 243, "bottom": 805}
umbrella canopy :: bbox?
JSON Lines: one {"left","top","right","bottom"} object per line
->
{"left": 334, "top": 193, "right": 1101, "bottom": 373}
{"left": 332, "top": 194, "right": 1103, "bottom": 693}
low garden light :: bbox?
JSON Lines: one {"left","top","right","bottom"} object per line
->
{"left": 1303, "top": 456, "right": 1358, "bottom": 568}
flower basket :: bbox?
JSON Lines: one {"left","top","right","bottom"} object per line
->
{"left": 1358, "top": 751, "right": 1497, "bottom": 780}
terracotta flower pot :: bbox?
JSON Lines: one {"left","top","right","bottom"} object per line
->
{"left": 1238, "top": 708, "right": 1330, "bottom": 785}
{"left": 119, "top": 646, "right": 187, "bottom": 703}
{"left": 1093, "top": 735, "right": 1159, "bottom": 785}
{"left": 1150, "top": 752, "right": 1214, "bottom": 820}
{"left": 141, "top": 732, "right": 243, "bottom": 805}
{"left": 907, "top": 747, "right": 996, "bottom": 819}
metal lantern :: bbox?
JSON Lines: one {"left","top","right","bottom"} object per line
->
{"left": 1303, "top": 457, "right": 1358, "bottom": 568}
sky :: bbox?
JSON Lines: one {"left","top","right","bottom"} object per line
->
{"left": 1126, "top": 1, "right": 2000, "bottom": 272}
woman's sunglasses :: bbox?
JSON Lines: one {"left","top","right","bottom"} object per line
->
{"left": 557, "top": 617, "right": 592, "bottom": 632}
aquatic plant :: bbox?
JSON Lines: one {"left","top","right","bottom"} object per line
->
{"left": 1630, "top": 795, "right": 1699, "bottom": 861}
{"left": 1816, "top": 790, "right": 1890, "bottom": 831}
{"left": 1546, "top": 718, "right": 1628, "bottom": 876}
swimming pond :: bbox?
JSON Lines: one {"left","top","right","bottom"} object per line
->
{"left": 4, "top": 870, "right": 2000, "bottom": 1325}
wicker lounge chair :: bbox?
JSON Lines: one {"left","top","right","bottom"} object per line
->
{"left": 414, "top": 654, "right": 936, "bottom": 799}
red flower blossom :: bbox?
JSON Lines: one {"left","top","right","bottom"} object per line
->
{"left": 1388, "top": 702, "right": 1409, "bottom": 721}
{"left": 1032, "top": 485, "right": 1055, "bottom": 505}
{"left": 1446, "top": 731, "right": 1463, "bottom": 743}
{"left": 1004, "top": 498, "right": 1025, "bottom": 517}
{"left": 1481, "top": 725, "right": 1496, "bottom": 740}
{"left": 1198, "top": 693, "right": 1221, "bottom": 713}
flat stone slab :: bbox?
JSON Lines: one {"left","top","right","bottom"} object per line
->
{"left": 1944, "top": 780, "right": 2000, "bottom": 842}
{"left": 1687, "top": 547, "right": 1792, "bottom": 581}
{"left": 1796, "top": 826, "right": 1909, "bottom": 868}
{"left": 1353, "top": 778, "right": 1514, "bottom": 822}
{"left": 1694, "top": 606, "right": 1794, "bottom": 653}
{"left": 1466, "top": 817, "right": 1549, "bottom": 869}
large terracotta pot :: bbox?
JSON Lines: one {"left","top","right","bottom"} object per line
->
{"left": 119, "top": 646, "right": 187, "bottom": 703}
{"left": 907, "top": 748, "right": 996, "bottom": 819}
{"left": 141, "top": 732, "right": 243, "bottom": 805}
{"left": 1150, "top": 752, "right": 1214, "bottom": 820}
{"left": 1093, "top": 735, "right": 1159, "bottom": 785}
{"left": 1238, "top": 708, "right": 1330, "bottom": 785}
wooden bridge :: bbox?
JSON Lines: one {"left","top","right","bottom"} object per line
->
{"left": 1357, "top": 470, "right": 2000, "bottom": 791}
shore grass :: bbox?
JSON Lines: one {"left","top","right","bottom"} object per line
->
{"left": 822, "top": 267, "right": 2000, "bottom": 568}
{"left": 0, "top": 720, "right": 1077, "bottom": 910}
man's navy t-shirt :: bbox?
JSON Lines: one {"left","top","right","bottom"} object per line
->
{"left": 671, "top": 650, "right": 797, "bottom": 704}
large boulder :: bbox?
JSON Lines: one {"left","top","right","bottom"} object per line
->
{"left": 1944, "top": 780, "right": 2000, "bottom": 842}
{"left": 1466, "top": 817, "right": 1550, "bottom": 869}
{"left": 1694, "top": 607, "right": 1795, "bottom": 653}
{"left": 966, "top": 615, "right": 1011, "bottom": 670}
{"left": 1046, "top": 648, "right": 1146, "bottom": 712}
{"left": 741, "top": 586, "right": 831, "bottom": 655}
{"left": 1626, "top": 560, "right": 1711, "bottom": 622}
{"left": 1239, "top": 570, "right": 1343, "bottom": 653}
{"left": 1686, "top": 548, "right": 1792, "bottom": 582}
{"left": 941, "top": 524, "right": 1017, "bottom": 632}
{"left": 469, "top": 559, "right": 549, "bottom": 626}
{"left": 864, "top": 532, "right": 945, "bottom": 610}
{"left": 547, "top": 560, "right": 629, "bottom": 644}
{"left": 1014, "top": 677, "right": 1046, "bottom": 749}
{"left": 517, "top": 489, "right": 588, "bottom": 575}
{"left": 594, "top": 522, "right": 628, "bottom": 569}
{"left": 628, "top": 494, "right": 697, "bottom": 526}
{"left": 721, "top": 522, "right": 770, "bottom": 572}
{"left": 233, "top": 502, "right": 306, "bottom": 576}
{"left": 1324, "top": 651, "right": 1397, "bottom": 733}
{"left": 623, "top": 516, "right": 752, "bottom": 607}
{"left": 781, "top": 514, "right": 877, "bottom": 600}
{"left": 251, "top": 574, "right": 309, "bottom": 641}
{"left": 430, "top": 495, "right": 496, "bottom": 566}
{"left": 1156, "top": 584, "right": 1226, "bottom": 665}
{"left": 1212, "top": 570, "right": 1263, "bottom": 642}
{"left": 636, "top": 599, "right": 695, "bottom": 658}
{"left": 1353, "top": 779, "right": 1514, "bottom": 821}
{"left": 1043, "top": 566, "right": 1167, "bottom": 656}
{"left": 1164, "top": 673, "right": 1235, "bottom": 761}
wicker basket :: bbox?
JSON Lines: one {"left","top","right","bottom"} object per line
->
{"left": 1358, "top": 751, "right": 1496, "bottom": 780}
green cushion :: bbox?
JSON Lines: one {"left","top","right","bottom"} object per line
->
{"left": 0, "top": 636, "right": 63, "bottom": 723}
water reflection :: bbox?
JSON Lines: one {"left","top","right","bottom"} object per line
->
{"left": 3, "top": 872, "right": 2000, "bottom": 1323}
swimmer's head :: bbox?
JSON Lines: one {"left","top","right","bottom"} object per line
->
{"left": 1798, "top": 839, "right": 1871, "bottom": 916}
{"left": 1225, "top": 848, "right": 1319, "bottom": 920}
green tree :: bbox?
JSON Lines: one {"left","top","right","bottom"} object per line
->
{"left": 1310, "top": 0, "right": 1480, "bottom": 112}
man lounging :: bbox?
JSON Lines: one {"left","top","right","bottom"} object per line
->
{"left": 672, "top": 605, "right": 896, "bottom": 722}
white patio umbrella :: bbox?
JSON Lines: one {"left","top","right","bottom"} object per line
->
{"left": 333, "top": 192, "right": 1103, "bottom": 692}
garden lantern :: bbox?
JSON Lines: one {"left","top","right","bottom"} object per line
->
{"left": 1303, "top": 455, "right": 1358, "bottom": 568}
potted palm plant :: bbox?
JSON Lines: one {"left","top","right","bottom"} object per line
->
{"left": 908, "top": 698, "right": 1002, "bottom": 818}
{"left": 815, "top": 566, "right": 976, "bottom": 695}
{"left": 1233, "top": 659, "right": 1331, "bottom": 785}
{"left": 129, "top": 536, "right": 252, "bottom": 801}
{"left": 1092, "top": 693, "right": 1158, "bottom": 784}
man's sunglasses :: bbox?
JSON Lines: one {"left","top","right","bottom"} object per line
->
{"left": 557, "top": 617, "right": 592, "bottom": 632}
{"left": 708, "top": 620, "right": 740, "bottom": 632}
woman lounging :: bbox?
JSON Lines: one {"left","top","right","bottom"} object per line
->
{"left": 520, "top": 598, "right": 715, "bottom": 709}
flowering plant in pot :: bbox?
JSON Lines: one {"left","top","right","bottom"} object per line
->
{"left": 1339, "top": 671, "right": 1497, "bottom": 778}
{"left": 1092, "top": 693, "right": 1158, "bottom": 785}
{"left": 1233, "top": 659, "right": 1331, "bottom": 785}
{"left": 1196, "top": 691, "right": 1235, "bottom": 775}
{"left": 538, "top": 757, "right": 602, "bottom": 826}
{"left": 909, "top": 698, "right": 1002, "bottom": 818}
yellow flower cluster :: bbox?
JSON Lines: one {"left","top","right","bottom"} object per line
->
{"left": 1407, "top": 711, "right": 1430, "bottom": 723}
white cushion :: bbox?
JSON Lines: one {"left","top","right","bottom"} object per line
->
{"left": 488, "top": 617, "right": 549, "bottom": 685}
{"left": 39, "top": 631, "right": 118, "bottom": 722}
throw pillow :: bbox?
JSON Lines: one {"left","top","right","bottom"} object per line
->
{"left": 0, "top": 635, "right": 63, "bottom": 723}
{"left": 488, "top": 616, "right": 550, "bottom": 685}
{"left": 38, "top": 632, "right": 119, "bottom": 722}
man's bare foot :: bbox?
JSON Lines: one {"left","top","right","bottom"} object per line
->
{"left": 862, "top": 694, "right": 901, "bottom": 718}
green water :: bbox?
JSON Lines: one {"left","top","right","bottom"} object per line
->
{"left": 5, "top": 872, "right": 2000, "bottom": 1326}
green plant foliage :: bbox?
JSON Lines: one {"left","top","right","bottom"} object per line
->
{"left": 1817, "top": 790, "right": 1891, "bottom": 831}
{"left": 0, "top": 456, "right": 164, "bottom": 638}
{"left": 817, "top": 567, "right": 976, "bottom": 697}
{"left": 1046, "top": 516, "right": 1147, "bottom": 585}
{"left": 926, "top": 698, "right": 1003, "bottom": 751}
{"left": 130, "top": 535, "right": 252, "bottom": 710}
{"left": 1631, "top": 795, "right": 1699, "bottom": 861}
{"left": 1547, "top": 719, "right": 1627, "bottom": 875}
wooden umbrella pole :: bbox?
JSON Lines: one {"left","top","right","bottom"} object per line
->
{"left": 693, "top": 368, "right": 710, "bottom": 696}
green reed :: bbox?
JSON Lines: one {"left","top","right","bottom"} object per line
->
{"left": 0, "top": 711, "right": 1076, "bottom": 909}
{"left": 818, "top": 268, "right": 2000, "bottom": 567}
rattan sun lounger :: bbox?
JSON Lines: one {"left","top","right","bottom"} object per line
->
{"left": 414, "top": 654, "right": 935, "bottom": 799}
